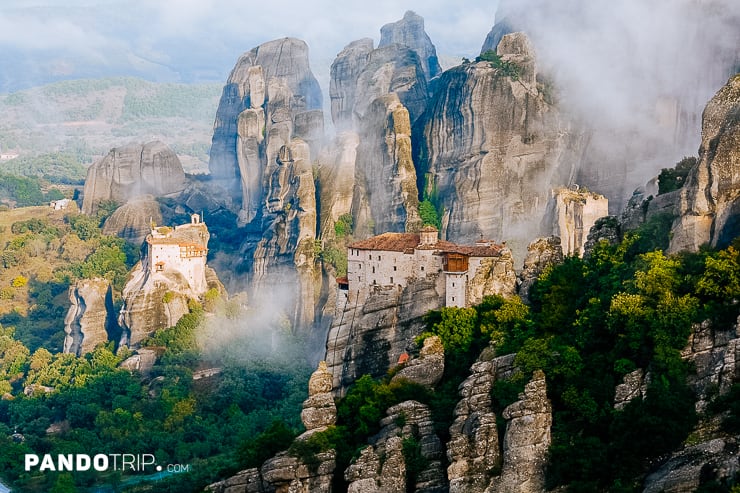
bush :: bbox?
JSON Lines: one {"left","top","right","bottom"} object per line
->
{"left": 476, "top": 50, "right": 523, "bottom": 80}
{"left": 11, "top": 276, "right": 27, "bottom": 288}
{"left": 658, "top": 156, "right": 696, "bottom": 195}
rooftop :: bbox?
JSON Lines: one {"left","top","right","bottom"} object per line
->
{"left": 349, "top": 232, "right": 503, "bottom": 257}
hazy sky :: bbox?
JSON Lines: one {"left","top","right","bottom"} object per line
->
{"left": 0, "top": 1, "right": 499, "bottom": 92}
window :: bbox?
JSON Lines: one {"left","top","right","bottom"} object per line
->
{"left": 369, "top": 254, "right": 372, "bottom": 260}
{"left": 421, "top": 266, "right": 424, "bottom": 271}
{"left": 390, "top": 277, "right": 394, "bottom": 284}
{"left": 378, "top": 256, "right": 381, "bottom": 261}
{"left": 452, "top": 282, "right": 455, "bottom": 287}
{"left": 372, "top": 266, "right": 375, "bottom": 273}
{"left": 452, "top": 296, "right": 455, "bottom": 302}
{"left": 393, "top": 266, "right": 397, "bottom": 271}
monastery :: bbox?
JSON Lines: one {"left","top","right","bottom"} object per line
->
{"left": 144, "top": 213, "right": 209, "bottom": 295}
{"left": 342, "top": 226, "right": 509, "bottom": 308}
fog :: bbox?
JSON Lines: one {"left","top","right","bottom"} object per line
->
{"left": 494, "top": 0, "right": 739, "bottom": 206}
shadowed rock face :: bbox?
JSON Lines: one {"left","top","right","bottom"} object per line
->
{"left": 101, "top": 195, "right": 163, "bottom": 245}
{"left": 209, "top": 37, "right": 322, "bottom": 189}
{"left": 207, "top": 37, "right": 323, "bottom": 332}
{"left": 419, "top": 33, "right": 576, "bottom": 262}
{"left": 379, "top": 10, "right": 442, "bottom": 82}
{"left": 670, "top": 74, "right": 740, "bottom": 252}
{"left": 81, "top": 141, "right": 186, "bottom": 215}
{"left": 63, "top": 279, "right": 119, "bottom": 356}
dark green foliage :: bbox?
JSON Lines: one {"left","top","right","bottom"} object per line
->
{"left": 402, "top": 436, "right": 428, "bottom": 492}
{"left": 2, "top": 152, "right": 88, "bottom": 184}
{"left": 0, "top": 172, "right": 60, "bottom": 206}
{"left": 658, "top": 156, "right": 697, "bottom": 195}
{"left": 334, "top": 213, "right": 354, "bottom": 238}
{"left": 418, "top": 199, "right": 441, "bottom": 229}
{"left": 476, "top": 50, "right": 523, "bottom": 80}
{"left": 240, "top": 420, "right": 296, "bottom": 468}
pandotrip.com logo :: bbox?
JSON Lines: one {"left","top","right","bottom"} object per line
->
{"left": 24, "top": 453, "right": 191, "bottom": 473}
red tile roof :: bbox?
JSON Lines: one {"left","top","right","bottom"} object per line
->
{"left": 349, "top": 232, "right": 503, "bottom": 257}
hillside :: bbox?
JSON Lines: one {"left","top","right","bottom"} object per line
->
{"left": 0, "top": 77, "right": 222, "bottom": 177}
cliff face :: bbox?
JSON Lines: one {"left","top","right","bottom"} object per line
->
{"left": 379, "top": 10, "right": 442, "bottom": 82}
{"left": 670, "top": 74, "right": 740, "bottom": 252}
{"left": 419, "top": 33, "right": 575, "bottom": 261}
{"left": 81, "top": 141, "right": 186, "bottom": 215}
{"left": 207, "top": 37, "right": 323, "bottom": 332}
{"left": 63, "top": 278, "right": 118, "bottom": 356}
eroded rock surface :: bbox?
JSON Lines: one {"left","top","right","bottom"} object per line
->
{"left": 82, "top": 141, "right": 186, "bottom": 215}
{"left": 670, "top": 74, "right": 740, "bottom": 252}
{"left": 517, "top": 236, "right": 563, "bottom": 303}
{"left": 391, "top": 335, "right": 445, "bottom": 388}
{"left": 101, "top": 195, "right": 163, "bottom": 245}
{"left": 63, "top": 278, "right": 118, "bottom": 356}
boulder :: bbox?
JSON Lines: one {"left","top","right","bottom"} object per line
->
{"left": 82, "top": 141, "right": 186, "bottom": 215}
{"left": 101, "top": 195, "right": 162, "bottom": 245}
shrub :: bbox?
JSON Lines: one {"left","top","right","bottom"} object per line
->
{"left": 476, "top": 50, "right": 523, "bottom": 80}
{"left": 11, "top": 276, "right": 27, "bottom": 288}
{"left": 658, "top": 156, "right": 696, "bottom": 195}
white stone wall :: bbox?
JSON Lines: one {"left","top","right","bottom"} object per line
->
{"left": 445, "top": 272, "right": 467, "bottom": 307}
{"left": 148, "top": 243, "right": 207, "bottom": 296}
{"left": 554, "top": 190, "right": 609, "bottom": 257}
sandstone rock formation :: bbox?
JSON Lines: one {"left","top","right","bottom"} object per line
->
{"left": 352, "top": 93, "right": 422, "bottom": 235}
{"left": 208, "top": 37, "right": 323, "bottom": 333}
{"left": 391, "top": 335, "right": 445, "bottom": 388}
{"left": 379, "top": 10, "right": 441, "bottom": 82}
{"left": 118, "top": 215, "right": 223, "bottom": 347}
{"left": 670, "top": 74, "right": 740, "bottom": 252}
{"left": 466, "top": 247, "right": 517, "bottom": 306}
{"left": 345, "top": 400, "right": 446, "bottom": 493}
{"left": 326, "top": 278, "right": 444, "bottom": 395}
{"left": 419, "top": 32, "right": 576, "bottom": 262}
{"left": 447, "top": 353, "right": 516, "bottom": 493}
{"left": 489, "top": 370, "right": 552, "bottom": 493}
{"left": 101, "top": 195, "right": 163, "bottom": 245}
{"left": 82, "top": 141, "right": 186, "bottom": 215}
{"left": 613, "top": 368, "right": 649, "bottom": 411}
{"left": 301, "top": 361, "right": 337, "bottom": 431}
{"left": 583, "top": 215, "right": 621, "bottom": 259}
{"left": 517, "top": 236, "right": 564, "bottom": 303}
{"left": 544, "top": 187, "right": 608, "bottom": 257}
{"left": 63, "top": 278, "right": 118, "bottom": 356}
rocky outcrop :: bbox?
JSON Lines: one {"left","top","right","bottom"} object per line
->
{"left": 208, "top": 37, "right": 323, "bottom": 333}
{"left": 419, "top": 32, "right": 576, "bottom": 263}
{"left": 544, "top": 188, "right": 608, "bottom": 257}
{"left": 517, "top": 236, "right": 563, "bottom": 303}
{"left": 330, "top": 39, "right": 375, "bottom": 129}
{"left": 345, "top": 400, "right": 446, "bottom": 493}
{"left": 352, "top": 93, "right": 422, "bottom": 236}
{"left": 670, "top": 74, "right": 740, "bottom": 252}
{"left": 391, "top": 335, "right": 445, "bottom": 388}
{"left": 447, "top": 353, "right": 515, "bottom": 493}
{"left": 583, "top": 215, "right": 621, "bottom": 259}
{"left": 326, "top": 277, "right": 444, "bottom": 395}
{"left": 301, "top": 361, "right": 337, "bottom": 431}
{"left": 209, "top": 37, "right": 322, "bottom": 188}
{"left": 82, "top": 141, "right": 186, "bottom": 215}
{"left": 119, "top": 348, "right": 159, "bottom": 377}
{"left": 118, "top": 216, "right": 223, "bottom": 347}
{"left": 613, "top": 368, "right": 649, "bottom": 411}
{"left": 643, "top": 437, "right": 740, "bottom": 493}
{"left": 467, "top": 248, "right": 518, "bottom": 305}
{"left": 63, "top": 278, "right": 118, "bottom": 356}
{"left": 489, "top": 370, "right": 552, "bottom": 493}
{"left": 379, "top": 11, "right": 441, "bottom": 82}
{"left": 101, "top": 195, "right": 162, "bottom": 245}
{"left": 682, "top": 316, "right": 740, "bottom": 414}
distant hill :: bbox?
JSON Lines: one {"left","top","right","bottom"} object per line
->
{"left": 0, "top": 77, "right": 222, "bottom": 178}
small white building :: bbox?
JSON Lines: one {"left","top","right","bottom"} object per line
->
{"left": 345, "top": 226, "right": 506, "bottom": 308}
{"left": 145, "top": 214, "right": 209, "bottom": 295}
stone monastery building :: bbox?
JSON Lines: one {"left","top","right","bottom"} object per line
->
{"left": 344, "top": 226, "right": 508, "bottom": 308}
{"left": 145, "top": 213, "right": 209, "bottom": 295}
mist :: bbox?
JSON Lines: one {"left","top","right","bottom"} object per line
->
{"left": 494, "top": 0, "right": 740, "bottom": 207}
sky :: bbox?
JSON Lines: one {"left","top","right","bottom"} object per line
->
{"left": 0, "top": 1, "right": 499, "bottom": 93}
